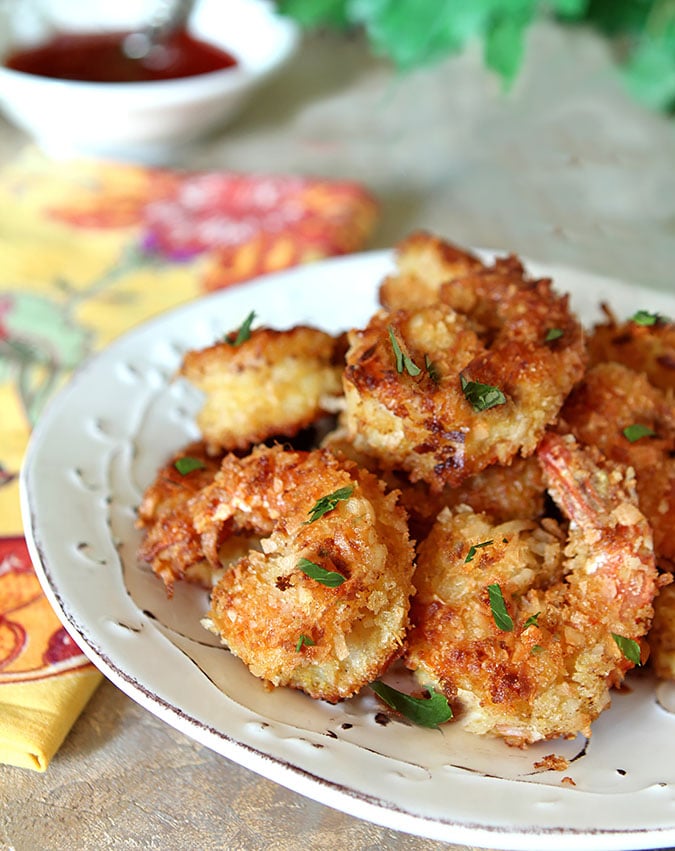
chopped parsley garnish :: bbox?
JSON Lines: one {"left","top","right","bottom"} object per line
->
{"left": 305, "top": 486, "right": 354, "bottom": 523}
{"left": 370, "top": 680, "right": 453, "bottom": 728}
{"left": 388, "top": 325, "right": 421, "bottom": 376}
{"left": 464, "top": 539, "right": 494, "bottom": 563}
{"left": 424, "top": 354, "right": 440, "bottom": 384}
{"left": 295, "top": 634, "right": 315, "bottom": 652}
{"left": 630, "top": 310, "right": 662, "bottom": 326}
{"left": 623, "top": 423, "right": 656, "bottom": 443}
{"left": 545, "top": 327, "right": 564, "bottom": 342}
{"left": 612, "top": 632, "right": 642, "bottom": 665}
{"left": 297, "top": 558, "right": 345, "bottom": 587}
{"left": 225, "top": 310, "right": 257, "bottom": 345}
{"left": 523, "top": 612, "right": 541, "bottom": 629}
{"left": 174, "top": 456, "right": 207, "bottom": 475}
{"left": 531, "top": 644, "right": 544, "bottom": 654}
{"left": 488, "top": 583, "right": 514, "bottom": 632}
{"left": 460, "top": 374, "right": 506, "bottom": 412}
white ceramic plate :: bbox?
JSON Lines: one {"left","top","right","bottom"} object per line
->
{"left": 21, "top": 251, "right": 675, "bottom": 850}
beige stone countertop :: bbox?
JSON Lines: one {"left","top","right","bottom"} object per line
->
{"left": 1, "top": 18, "right": 674, "bottom": 851}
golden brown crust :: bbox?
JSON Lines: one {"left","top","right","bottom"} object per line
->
{"left": 561, "top": 361, "right": 675, "bottom": 568}
{"left": 343, "top": 263, "right": 586, "bottom": 490}
{"left": 203, "top": 447, "right": 415, "bottom": 702}
{"left": 179, "top": 325, "right": 344, "bottom": 454}
{"left": 405, "top": 434, "right": 658, "bottom": 746}
{"left": 137, "top": 441, "right": 223, "bottom": 594}
{"left": 588, "top": 306, "right": 675, "bottom": 393}
{"left": 378, "top": 230, "right": 485, "bottom": 311}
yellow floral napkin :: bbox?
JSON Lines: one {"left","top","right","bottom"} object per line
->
{"left": 0, "top": 147, "right": 378, "bottom": 770}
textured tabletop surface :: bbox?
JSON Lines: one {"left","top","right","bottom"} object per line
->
{"left": 1, "top": 19, "right": 674, "bottom": 851}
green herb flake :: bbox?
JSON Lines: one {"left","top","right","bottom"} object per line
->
{"left": 531, "top": 644, "right": 544, "bottom": 655}
{"left": 370, "top": 680, "right": 452, "bottom": 729}
{"left": 460, "top": 374, "right": 506, "bottom": 412}
{"left": 523, "top": 612, "right": 541, "bottom": 630}
{"left": 388, "top": 325, "right": 421, "bottom": 377}
{"left": 225, "top": 310, "right": 257, "bottom": 345}
{"left": 623, "top": 423, "right": 656, "bottom": 443}
{"left": 488, "top": 583, "right": 514, "bottom": 632}
{"left": 297, "top": 557, "right": 345, "bottom": 587}
{"left": 612, "top": 632, "right": 642, "bottom": 666}
{"left": 464, "top": 539, "right": 494, "bottom": 563}
{"left": 305, "top": 485, "right": 354, "bottom": 524}
{"left": 630, "top": 310, "right": 659, "bottom": 326}
{"left": 295, "top": 634, "right": 315, "bottom": 652}
{"left": 545, "top": 328, "right": 564, "bottom": 342}
{"left": 174, "top": 456, "right": 207, "bottom": 475}
{"left": 424, "top": 354, "right": 440, "bottom": 384}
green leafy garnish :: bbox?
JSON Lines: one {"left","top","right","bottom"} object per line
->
{"left": 424, "top": 354, "right": 440, "bottom": 384}
{"left": 630, "top": 309, "right": 659, "bottom": 326}
{"left": 623, "top": 423, "right": 656, "bottom": 443}
{"left": 295, "top": 634, "right": 315, "bottom": 652}
{"left": 460, "top": 374, "right": 506, "bottom": 412}
{"left": 225, "top": 310, "right": 257, "bottom": 345}
{"left": 464, "top": 539, "right": 494, "bottom": 563}
{"left": 523, "top": 612, "right": 541, "bottom": 629}
{"left": 174, "top": 456, "right": 206, "bottom": 475}
{"left": 388, "top": 325, "right": 421, "bottom": 376}
{"left": 545, "top": 328, "right": 564, "bottom": 342}
{"left": 488, "top": 583, "right": 514, "bottom": 632}
{"left": 297, "top": 558, "right": 345, "bottom": 587}
{"left": 612, "top": 633, "right": 642, "bottom": 665}
{"left": 370, "top": 680, "right": 453, "bottom": 729}
{"left": 531, "top": 644, "right": 544, "bottom": 655}
{"left": 305, "top": 486, "right": 354, "bottom": 523}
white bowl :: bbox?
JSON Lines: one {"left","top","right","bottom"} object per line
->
{"left": 0, "top": 0, "right": 299, "bottom": 162}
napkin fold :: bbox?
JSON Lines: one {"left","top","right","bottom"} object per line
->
{"left": 0, "top": 148, "right": 378, "bottom": 770}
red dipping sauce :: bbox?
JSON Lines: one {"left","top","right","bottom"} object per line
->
{"left": 4, "top": 28, "right": 238, "bottom": 83}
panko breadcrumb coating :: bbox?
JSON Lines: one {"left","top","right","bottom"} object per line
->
{"left": 405, "top": 433, "right": 658, "bottom": 746}
{"left": 588, "top": 305, "right": 675, "bottom": 393}
{"left": 202, "top": 446, "right": 415, "bottom": 702}
{"left": 379, "top": 230, "right": 484, "bottom": 311}
{"left": 343, "top": 259, "right": 585, "bottom": 490}
{"left": 180, "top": 325, "right": 344, "bottom": 454}
{"left": 137, "top": 442, "right": 228, "bottom": 594}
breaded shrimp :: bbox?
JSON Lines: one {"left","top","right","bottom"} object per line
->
{"left": 343, "top": 264, "right": 585, "bottom": 490}
{"left": 201, "top": 446, "right": 415, "bottom": 702}
{"left": 650, "top": 584, "right": 675, "bottom": 680}
{"left": 179, "top": 325, "right": 344, "bottom": 454}
{"left": 379, "top": 230, "right": 485, "bottom": 311}
{"left": 324, "top": 427, "right": 546, "bottom": 542}
{"left": 137, "top": 442, "right": 230, "bottom": 594}
{"left": 561, "top": 361, "right": 675, "bottom": 569}
{"left": 588, "top": 305, "right": 675, "bottom": 392}
{"left": 405, "top": 433, "right": 658, "bottom": 746}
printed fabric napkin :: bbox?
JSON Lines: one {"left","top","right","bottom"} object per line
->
{"left": 0, "top": 147, "right": 378, "bottom": 770}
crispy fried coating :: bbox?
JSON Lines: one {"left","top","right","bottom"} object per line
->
{"left": 379, "top": 230, "right": 484, "bottom": 311}
{"left": 343, "top": 264, "right": 585, "bottom": 490}
{"left": 202, "top": 446, "right": 415, "bottom": 702}
{"left": 588, "top": 305, "right": 675, "bottom": 392}
{"left": 137, "top": 441, "right": 228, "bottom": 594}
{"left": 405, "top": 433, "right": 658, "bottom": 746}
{"left": 179, "top": 325, "right": 344, "bottom": 454}
{"left": 561, "top": 361, "right": 675, "bottom": 569}
{"left": 650, "top": 584, "right": 675, "bottom": 679}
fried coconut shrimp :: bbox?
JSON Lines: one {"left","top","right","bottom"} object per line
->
{"left": 200, "top": 445, "right": 415, "bottom": 702}
{"left": 405, "top": 433, "right": 658, "bottom": 746}
{"left": 343, "top": 265, "right": 585, "bottom": 490}
{"left": 588, "top": 305, "right": 675, "bottom": 393}
{"left": 179, "top": 324, "right": 344, "bottom": 454}
{"left": 650, "top": 584, "right": 675, "bottom": 680}
{"left": 561, "top": 361, "right": 675, "bottom": 569}
{"left": 379, "top": 230, "right": 484, "bottom": 311}
{"left": 137, "top": 442, "right": 231, "bottom": 593}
